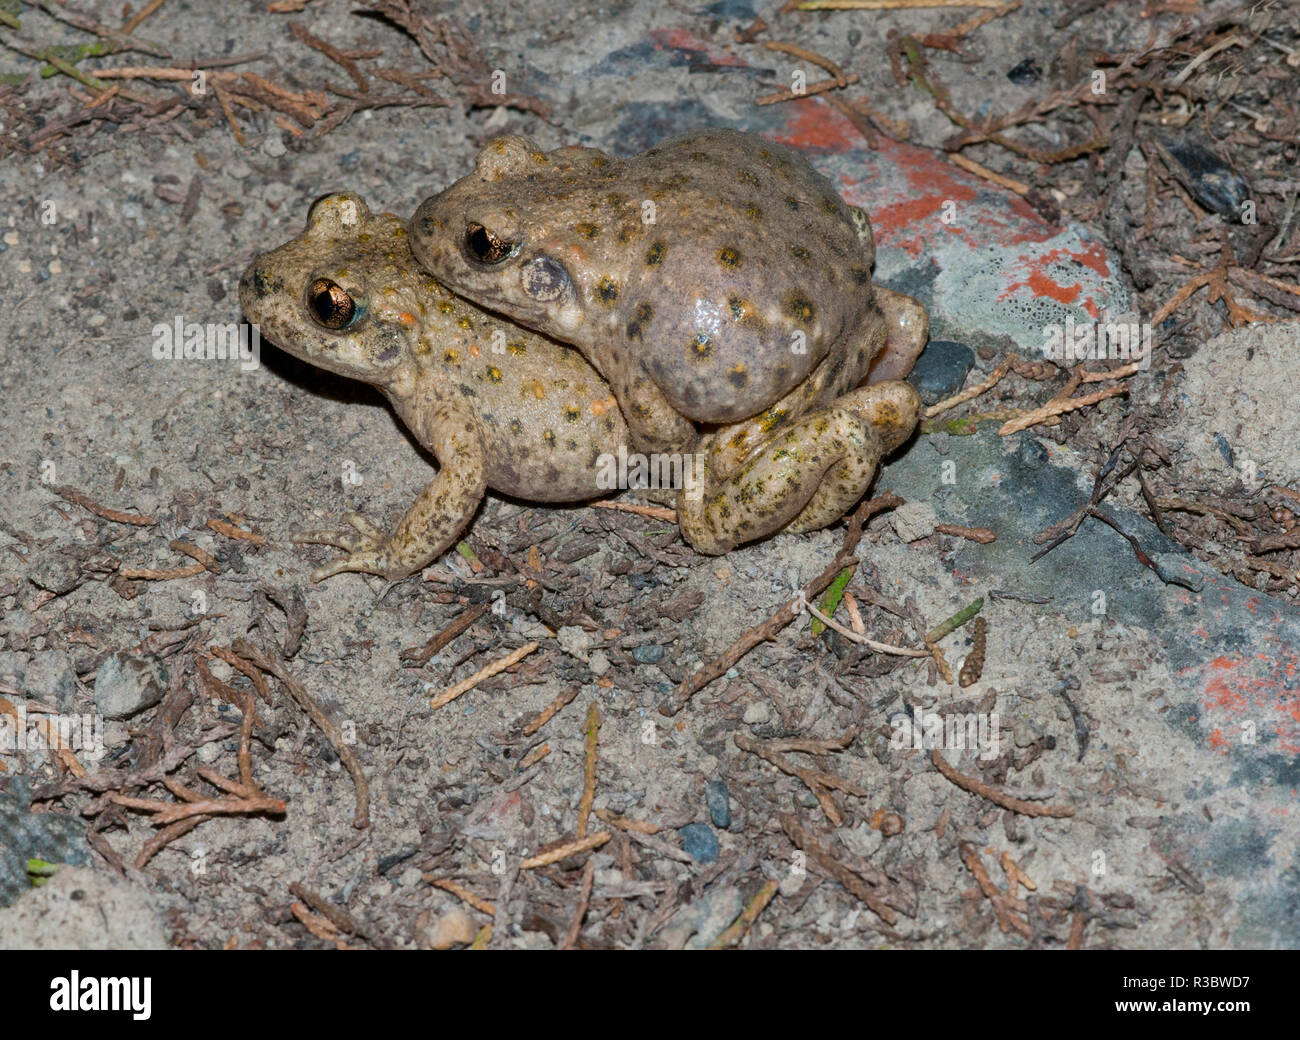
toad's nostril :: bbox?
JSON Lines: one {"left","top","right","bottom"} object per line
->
{"left": 243, "top": 265, "right": 282, "bottom": 300}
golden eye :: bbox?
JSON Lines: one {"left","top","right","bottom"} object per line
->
{"left": 307, "top": 278, "right": 357, "bottom": 329}
{"left": 465, "top": 222, "right": 515, "bottom": 264}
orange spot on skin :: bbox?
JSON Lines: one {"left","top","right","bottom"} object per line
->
{"left": 589, "top": 396, "right": 618, "bottom": 416}
{"left": 470, "top": 345, "right": 481, "bottom": 357}
{"left": 397, "top": 312, "right": 416, "bottom": 327}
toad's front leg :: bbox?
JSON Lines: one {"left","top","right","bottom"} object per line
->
{"left": 292, "top": 407, "right": 487, "bottom": 582}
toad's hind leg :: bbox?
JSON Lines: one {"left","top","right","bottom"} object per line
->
{"left": 292, "top": 417, "right": 487, "bottom": 581}
{"left": 781, "top": 380, "right": 920, "bottom": 533}
{"left": 677, "top": 409, "right": 879, "bottom": 555}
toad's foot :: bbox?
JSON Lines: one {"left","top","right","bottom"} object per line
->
{"left": 865, "top": 286, "right": 929, "bottom": 384}
{"left": 292, "top": 413, "right": 487, "bottom": 581}
{"left": 677, "top": 408, "right": 879, "bottom": 555}
{"left": 292, "top": 513, "right": 408, "bottom": 582}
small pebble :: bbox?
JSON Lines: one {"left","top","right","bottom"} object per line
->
{"left": 429, "top": 906, "right": 475, "bottom": 949}
{"left": 742, "top": 701, "right": 771, "bottom": 725}
{"left": 632, "top": 644, "right": 665, "bottom": 664}
{"left": 705, "top": 780, "right": 732, "bottom": 829}
{"left": 1006, "top": 57, "right": 1041, "bottom": 85}
{"left": 907, "top": 340, "right": 976, "bottom": 404}
{"left": 679, "top": 823, "right": 720, "bottom": 864}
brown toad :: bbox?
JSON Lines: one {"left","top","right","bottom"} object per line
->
{"left": 407, "top": 127, "right": 929, "bottom": 465}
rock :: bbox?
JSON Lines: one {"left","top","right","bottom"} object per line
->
{"left": 839, "top": 822, "right": 883, "bottom": 860}
{"left": 588, "top": 649, "right": 611, "bottom": 676}
{"left": 26, "top": 550, "right": 83, "bottom": 595}
{"left": 1171, "top": 322, "right": 1300, "bottom": 489}
{"left": 742, "top": 701, "right": 770, "bottom": 725}
{"left": 0, "top": 777, "right": 91, "bottom": 908}
{"left": 556, "top": 625, "right": 592, "bottom": 661}
{"left": 907, "top": 340, "right": 976, "bottom": 404}
{"left": 660, "top": 885, "right": 744, "bottom": 950}
{"left": 891, "top": 501, "right": 938, "bottom": 543}
{"left": 0, "top": 865, "right": 165, "bottom": 948}
{"left": 27, "top": 651, "right": 81, "bottom": 709}
{"left": 778, "top": 871, "right": 805, "bottom": 898}
{"left": 632, "top": 644, "right": 665, "bottom": 664}
{"left": 1015, "top": 436, "right": 1050, "bottom": 469}
{"left": 679, "top": 822, "right": 720, "bottom": 864}
{"left": 706, "top": 780, "right": 732, "bottom": 829}
{"left": 429, "top": 906, "right": 476, "bottom": 949}
{"left": 92, "top": 653, "right": 168, "bottom": 720}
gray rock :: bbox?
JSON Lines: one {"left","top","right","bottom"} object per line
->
{"left": 679, "top": 822, "right": 720, "bottom": 864}
{"left": 26, "top": 550, "right": 83, "bottom": 595}
{"left": 891, "top": 501, "right": 938, "bottom": 543}
{"left": 907, "top": 340, "right": 976, "bottom": 404}
{"left": 93, "top": 652, "right": 168, "bottom": 720}
{"left": 632, "top": 644, "right": 665, "bottom": 664}
{"left": 23, "top": 651, "right": 80, "bottom": 709}
{"left": 0, "top": 776, "right": 90, "bottom": 908}
{"left": 706, "top": 780, "right": 732, "bottom": 829}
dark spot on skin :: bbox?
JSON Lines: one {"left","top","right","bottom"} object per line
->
{"left": 486, "top": 366, "right": 503, "bottom": 383}
{"left": 563, "top": 406, "right": 581, "bottom": 423}
{"left": 645, "top": 241, "right": 665, "bottom": 265}
{"left": 728, "top": 365, "right": 748, "bottom": 389}
{"left": 690, "top": 332, "right": 713, "bottom": 359}
{"left": 737, "top": 170, "right": 761, "bottom": 188}
{"left": 664, "top": 173, "right": 691, "bottom": 188}
{"left": 444, "top": 349, "right": 460, "bottom": 364}
{"left": 508, "top": 418, "right": 524, "bottom": 436}
{"left": 680, "top": 383, "right": 699, "bottom": 407}
{"left": 508, "top": 340, "right": 527, "bottom": 355}
{"left": 420, "top": 216, "right": 435, "bottom": 233}
{"left": 603, "top": 417, "right": 616, "bottom": 433}
{"left": 626, "top": 301, "right": 653, "bottom": 341}
{"left": 543, "top": 430, "right": 556, "bottom": 448}
{"left": 378, "top": 343, "right": 400, "bottom": 362}
{"left": 574, "top": 222, "right": 600, "bottom": 239}
{"left": 823, "top": 196, "right": 841, "bottom": 215}
{"left": 791, "top": 245, "right": 810, "bottom": 261}
{"left": 718, "top": 246, "right": 742, "bottom": 268}
{"left": 784, "top": 291, "right": 816, "bottom": 325}
{"left": 567, "top": 440, "right": 579, "bottom": 451}
{"left": 689, "top": 151, "right": 708, "bottom": 162}
{"left": 774, "top": 362, "right": 792, "bottom": 384}
{"left": 605, "top": 193, "right": 627, "bottom": 207}
{"left": 850, "top": 267, "right": 870, "bottom": 285}
{"left": 597, "top": 276, "right": 620, "bottom": 303}
{"left": 459, "top": 385, "right": 478, "bottom": 398}
{"left": 249, "top": 268, "right": 281, "bottom": 298}
{"left": 744, "top": 204, "right": 762, "bottom": 221}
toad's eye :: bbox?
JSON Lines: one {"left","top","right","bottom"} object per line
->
{"left": 307, "top": 278, "right": 357, "bottom": 330}
{"left": 465, "top": 222, "right": 515, "bottom": 264}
